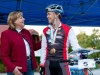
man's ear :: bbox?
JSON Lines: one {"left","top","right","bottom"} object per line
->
{"left": 57, "top": 13, "right": 60, "bottom": 16}
{"left": 55, "top": 12, "right": 60, "bottom": 19}
{"left": 53, "top": 13, "right": 57, "bottom": 19}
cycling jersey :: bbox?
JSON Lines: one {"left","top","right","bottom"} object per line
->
{"left": 40, "top": 23, "right": 81, "bottom": 64}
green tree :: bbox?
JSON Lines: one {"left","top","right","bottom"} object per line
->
{"left": 77, "top": 29, "right": 100, "bottom": 49}
{"left": 90, "top": 29, "right": 100, "bottom": 49}
{"left": 77, "top": 30, "right": 89, "bottom": 48}
{"left": 77, "top": 29, "right": 100, "bottom": 58}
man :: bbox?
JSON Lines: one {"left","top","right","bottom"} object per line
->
{"left": 40, "top": 4, "right": 81, "bottom": 75}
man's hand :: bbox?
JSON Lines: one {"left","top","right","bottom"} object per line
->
{"left": 39, "top": 66, "right": 45, "bottom": 75}
{"left": 80, "top": 54, "right": 87, "bottom": 59}
{"left": 13, "top": 66, "right": 22, "bottom": 75}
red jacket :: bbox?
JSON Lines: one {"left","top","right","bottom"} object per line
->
{"left": 1, "top": 28, "right": 41, "bottom": 72}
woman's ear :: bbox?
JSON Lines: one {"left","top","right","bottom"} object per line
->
{"left": 14, "top": 20, "right": 17, "bottom": 24}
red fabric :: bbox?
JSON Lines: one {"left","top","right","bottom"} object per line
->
{"left": 62, "top": 23, "right": 71, "bottom": 75}
{"left": 0, "top": 38, "right": 1, "bottom": 59}
{"left": 43, "top": 26, "right": 49, "bottom": 64}
{"left": 62, "top": 23, "right": 70, "bottom": 60}
{"left": 84, "top": 68, "right": 88, "bottom": 75}
{"left": 0, "top": 28, "right": 41, "bottom": 72}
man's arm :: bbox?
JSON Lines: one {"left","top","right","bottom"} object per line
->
{"left": 68, "top": 28, "right": 81, "bottom": 51}
{"left": 68, "top": 28, "right": 84, "bottom": 59}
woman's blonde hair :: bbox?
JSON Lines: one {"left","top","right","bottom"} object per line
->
{"left": 7, "top": 11, "right": 23, "bottom": 30}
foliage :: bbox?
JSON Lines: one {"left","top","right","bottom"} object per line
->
{"left": 68, "top": 46, "right": 73, "bottom": 53}
{"left": 36, "top": 56, "right": 40, "bottom": 65}
{"left": 0, "top": 59, "right": 2, "bottom": 64}
{"left": 77, "top": 29, "right": 100, "bottom": 58}
{"left": 35, "top": 57, "right": 40, "bottom": 72}
{"left": 77, "top": 29, "right": 100, "bottom": 49}
{"left": 0, "top": 59, "right": 6, "bottom": 73}
{"left": 0, "top": 64, "right": 6, "bottom": 73}
{"left": 77, "top": 31, "right": 89, "bottom": 48}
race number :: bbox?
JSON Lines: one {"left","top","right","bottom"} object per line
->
{"left": 78, "top": 59, "right": 95, "bottom": 69}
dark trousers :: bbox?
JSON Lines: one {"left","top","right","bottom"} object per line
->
{"left": 45, "top": 60, "right": 71, "bottom": 75}
{"left": 49, "top": 60, "right": 63, "bottom": 75}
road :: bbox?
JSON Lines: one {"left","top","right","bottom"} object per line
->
{"left": 0, "top": 69, "right": 99, "bottom": 75}
{"left": 0, "top": 72, "right": 39, "bottom": 75}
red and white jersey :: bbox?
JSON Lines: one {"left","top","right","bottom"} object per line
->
{"left": 40, "top": 23, "right": 81, "bottom": 65}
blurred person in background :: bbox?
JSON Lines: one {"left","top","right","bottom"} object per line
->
{"left": 28, "top": 29, "right": 40, "bottom": 43}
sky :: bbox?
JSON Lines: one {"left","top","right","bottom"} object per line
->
{"left": 72, "top": 26, "right": 100, "bottom": 35}
{"left": 25, "top": 25, "right": 100, "bottom": 35}
{"left": 24, "top": 25, "right": 100, "bottom": 56}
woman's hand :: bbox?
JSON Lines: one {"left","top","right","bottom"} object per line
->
{"left": 13, "top": 66, "right": 22, "bottom": 75}
{"left": 28, "top": 29, "right": 39, "bottom": 35}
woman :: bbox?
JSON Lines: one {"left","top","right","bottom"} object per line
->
{"left": 0, "top": 11, "right": 41, "bottom": 75}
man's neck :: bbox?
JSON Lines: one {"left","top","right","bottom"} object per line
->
{"left": 52, "top": 20, "right": 60, "bottom": 28}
